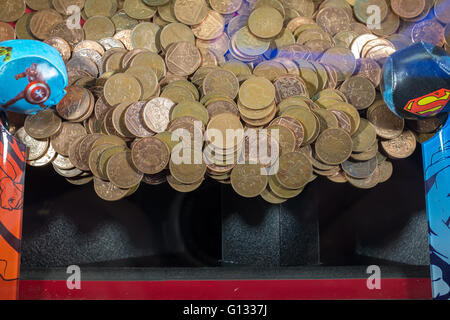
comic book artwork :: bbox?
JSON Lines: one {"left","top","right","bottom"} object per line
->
{"left": 0, "top": 123, "right": 26, "bottom": 300}
{"left": 0, "top": 40, "right": 67, "bottom": 115}
{"left": 423, "top": 118, "right": 450, "bottom": 300}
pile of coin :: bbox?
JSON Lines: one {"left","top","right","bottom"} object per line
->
{"left": 2, "top": 0, "right": 448, "bottom": 203}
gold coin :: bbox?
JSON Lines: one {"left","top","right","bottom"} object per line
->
{"left": 230, "top": 164, "right": 268, "bottom": 198}
{"left": 377, "top": 160, "right": 393, "bottom": 183}
{"left": 234, "top": 26, "right": 271, "bottom": 56}
{"left": 239, "top": 77, "right": 275, "bottom": 110}
{"left": 165, "top": 41, "right": 201, "bottom": 76}
{"left": 83, "top": 16, "right": 115, "bottom": 41}
{"left": 276, "top": 151, "right": 312, "bottom": 189}
{"left": 269, "top": 175, "right": 304, "bottom": 199}
{"left": 171, "top": 101, "right": 209, "bottom": 125}
{"left": 267, "top": 124, "right": 296, "bottom": 155}
{"left": 281, "top": 106, "right": 317, "bottom": 145}
{"left": 129, "top": 51, "right": 166, "bottom": 80}
{"left": 15, "top": 13, "right": 36, "bottom": 40}
{"left": 84, "top": 0, "right": 115, "bottom": 18}
{"left": 130, "top": 22, "right": 160, "bottom": 53}
{"left": 248, "top": 6, "right": 283, "bottom": 39}
{"left": 93, "top": 176, "right": 130, "bottom": 201}
{"left": 173, "top": 0, "right": 208, "bottom": 26}
{"left": 89, "top": 143, "right": 114, "bottom": 178}
{"left": 203, "top": 68, "right": 240, "bottom": 100}
{"left": 238, "top": 101, "right": 275, "bottom": 120}
{"left": 50, "top": 122, "right": 87, "bottom": 156}
{"left": 125, "top": 66, "right": 159, "bottom": 100}
{"left": 351, "top": 119, "right": 377, "bottom": 152}
{"left": 29, "top": 9, "right": 63, "bottom": 40}
{"left": 155, "top": 131, "right": 181, "bottom": 152}
{"left": 191, "top": 9, "right": 224, "bottom": 40}
{"left": 0, "top": 0, "right": 26, "bottom": 22}
{"left": 209, "top": 0, "right": 242, "bottom": 14}
{"left": 315, "top": 128, "right": 352, "bottom": 165}
{"left": 24, "top": 109, "right": 62, "bottom": 140}
{"left": 160, "top": 22, "right": 195, "bottom": 51}
{"left": 323, "top": 102, "right": 360, "bottom": 136}
{"left": 103, "top": 73, "right": 142, "bottom": 106}
{"left": 260, "top": 186, "right": 288, "bottom": 204}
{"left": 167, "top": 175, "right": 203, "bottom": 192}
{"left": 106, "top": 151, "right": 143, "bottom": 188}
{"left": 169, "top": 148, "right": 206, "bottom": 184}
{"left": 206, "top": 113, "right": 244, "bottom": 149}
{"left": 123, "top": 0, "right": 157, "bottom": 19}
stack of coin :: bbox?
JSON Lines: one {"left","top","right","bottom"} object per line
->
{"left": 4, "top": 0, "right": 448, "bottom": 203}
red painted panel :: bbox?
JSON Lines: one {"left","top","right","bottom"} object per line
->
{"left": 19, "top": 278, "right": 432, "bottom": 300}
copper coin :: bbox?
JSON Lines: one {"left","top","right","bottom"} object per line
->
{"left": 191, "top": 9, "right": 225, "bottom": 41}
{"left": 173, "top": 0, "right": 208, "bottom": 26}
{"left": 367, "top": 102, "right": 404, "bottom": 139}
{"left": 124, "top": 101, "right": 155, "bottom": 138}
{"left": 68, "top": 134, "right": 87, "bottom": 170}
{"left": 52, "top": 0, "right": 86, "bottom": 15}
{"left": 131, "top": 136, "right": 170, "bottom": 174}
{"left": 29, "top": 9, "right": 63, "bottom": 40}
{"left": 391, "top": 0, "right": 426, "bottom": 19}
{"left": 373, "top": 9, "right": 400, "bottom": 37}
{"left": 107, "top": 151, "right": 143, "bottom": 189}
{"left": 169, "top": 148, "right": 206, "bottom": 184}
{"left": 445, "top": 24, "right": 450, "bottom": 46}
{"left": 94, "top": 95, "right": 112, "bottom": 122}
{"left": 66, "top": 55, "right": 99, "bottom": 78}
{"left": 230, "top": 164, "right": 268, "bottom": 198}
{"left": 361, "top": 38, "right": 395, "bottom": 58}
{"left": 354, "top": 0, "right": 388, "bottom": 23}
{"left": 341, "top": 156, "right": 377, "bottom": 179}
{"left": 269, "top": 116, "right": 305, "bottom": 150}
{"left": 434, "top": 0, "right": 450, "bottom": 24}
{"left": 51, "top": 122, "right": 87, "bottom": 156}
{"left": 15, "top": 127, "right": 49, "bottom": 161}
{"left": 274, "top": 75, "right": 308, "bottom": 103}
{"left": 49, "top": 21, "right": 84, "bottom": 47}
{"left": 203, "top": 69, "right": 240, "bottom": 100}
{"left": 406, "top": 115, "right": 446, "bottom": 133}
{"left": 316, "top": 7, "right": 350, "bottom": 36}
{"left": 320, "top": 47, "right": 356, "bottom": 82}
{"left": 0, "top": 0, "right": 26, "bottom": 22}
{"left": 346, "top": 166, "right": 380, "bottom": 189}
{"left": 339, "top": 76, "right": 376, "bottom": 110}
{"left": 56, "top": 86, "right": 91, "bottom": 121}
{"left": 44, "top": 37, "right": 71, "bottom": 62}
{"left": 350, "top": 33, "right": 378, "bottom": 58}
{"left": 0, "top": 22, "right": 16, "bottom": 41}
{"left": 78, "top": 133, "right": 103, "bottom": 171}
{"left": 381, "top": 130, "right": 417, "bottom": 159}
{"left": 24, "top": 109, "right": 62, "bottom": 139}
{"left": 315, "top": 128, "right": 352, "bottom": 165}
{"left": 165, "top": 41, "right": 201, "bottom": 76}
{"left": 206, "top": 100, "right": 240, "bottom": 118}
{"left": 142, "top": 170, "right": 168, "bottom": 185}
{"left": 354, "top": 58, "right": 382, "bottom": 87}
{"left": 411, "top": 19, "right": 445, "bottom": 46}
{"left": 276, "top": 152, "right": 313, "bottom": 190}
{"left": 93, "top": 177, "right": 130, "bottom": 201}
